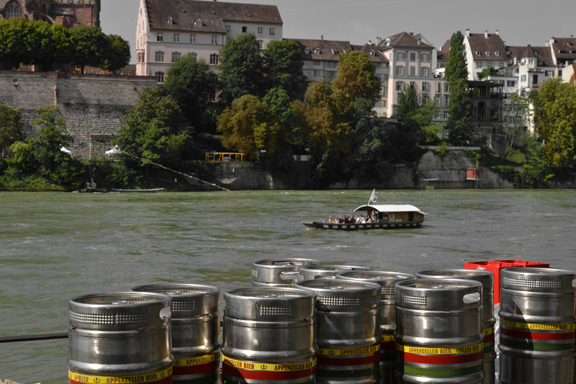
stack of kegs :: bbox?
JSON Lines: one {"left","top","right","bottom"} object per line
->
{"left": 65, "top": 260, "right": 576, "bottom": 384}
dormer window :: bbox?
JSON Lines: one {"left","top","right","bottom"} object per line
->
{"left": 168, "top": 17, "right": 173, "bottom": 25}
{"left": 195, "top": 19, "right": 202, "bottom": 27}
{"left": 315, "top": 48, "right": 321, "bottom": 55}
{"left": 476, "top": 50, "right": 481, "bottom": 55}
{"left": 245, "top": 12, "right": 251, "bottom": 17}
{"left": 370, "top": 50, "right": 376, "bottom": 57}
{"left": 485, "top": 51, "right": 490, "bottom": 56}
{"left": 305, "top": 47, "right": 310, "bottom": 54}
{"left": 495, "top": 51, "right": 500, "bottom": 56}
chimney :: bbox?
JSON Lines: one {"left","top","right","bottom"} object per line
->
{"left": 409, "top": 32, "right": 414, "bottom": 36}
{"left": 321, "top": 35, "right": 323, "bottom": 41}
{"left": 514, "top": 57, "right": 517, "bottom": 65}
{"left": 418, "top": 37, "right": 422, "bottom": 46}
{"left": 376, "top": 36, "right": 382, "bottom": 45}
{"left": 495, "top": 29, "right": 499, "bottom": 36}
{"left": 546, "top": 41, "right": 549, "bottom": 47}
{"left": 386, "top": 38, "right": 391, "bottom": 47}
{"left": 368, "top": 40, "right": 372, "bottom": 45}
{"left": 485, "top": 30, "right": 489, "bottom": 39}
{"left": 465, "top": 29, "right": 470, "bottom": 38}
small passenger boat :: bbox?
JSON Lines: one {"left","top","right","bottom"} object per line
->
{"left": 111, "top": 188, "right": 165, "bottom": 193}
{"left": 302, "top": 190, "right": 426, "bottom": 231}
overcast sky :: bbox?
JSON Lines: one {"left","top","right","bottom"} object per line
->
{"left": 101, "top": 0, "right": 576, "bottom": 64}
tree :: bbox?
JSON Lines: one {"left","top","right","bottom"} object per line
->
{"left": 68, "top": 26, "right": 109, "bottom": 73}
{"left": 0, "top": 102, "right": 24, "bottom": 159}
{"left": 0, "top": 18, "right": 37, "bottom": 68}
{"left": 333, "top": 50, "right": 381, "bottom": 107}
{"left": 30, "top": 21, "right": 71, "bottom": 71}
{"left": 291, "top": 80, "right": 351, "bottom": 153}
{"left": 115, "top": 87, "right": 193, "bottom": 168}
{"left": 100, "top": 34, "right": 130, "bottom": 72}
{"left": 445, "top": 78, "right": 475, "bottom": 145}
{"left": 445, "top": 31, "right": 468, "bottom": 82}
{"left": 397, "top": 86, "right": 442, "bottom": 146}
{"left": 217, "top": 94, "right": 285, "bottom": 159}
{"left": 219, "top": 33, "right": 266, "bottom": 105}
{"left": 264, "top": 39, "right": 307, "bottom": 100}
{"left": 163, "top": 54, "right": 218, "bottom": 137}
{"left": 498, "top": 93, "right": 529, "bottom": 158}
{"left": 532, "top": 78, "right": 576, "bottom": 167}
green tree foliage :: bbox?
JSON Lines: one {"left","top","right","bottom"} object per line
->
{"left": 219, "top": 33, "right": 266, "bottom": 105}
{"left": 333, "top": 50, "right": 381, "bottom": 107}
{"left": 0, "top": 102, "right": 24, "bottom": 158}
{"left": 445, "top": 31, "right": 468, "bottom": 82}
{"left": 0, "top": 18, "right": 37, "bottom": 68}
{"left": 115, "top": 87, "right": 193, "bottom": 168}
{"left": 68, "top": 26, "right": 109, "bottom": 73}
{"left": 445, "top": 78, "right": 475, "bottom": 145}
{"left": 163, "top": 54, "right": 217, "bottom": 139}
{"left": 291, "top": 80, "right": 351, "bottom": 154}
{"left": 499, "top": 93, "right": 529, "bottom": 158}
{"left": 532, "top": 78, "right": 576, "bottom": 167}
{"left": 217, "top": 94, "right": 285, "bottom": 159}
{"left": 264, "top": 39, "right": 307, "bottom": 100}
{"left": 100, "top": 34, "right": 131, "bottom": 71}
{"left": 517, "top": 135, "right": 554, "bottom": 187}
{"left": 4, "top": 107, "right": 85, "bottom": 187}
{"left": 30, "top": 21, "right": 71, "bottom": 71}
{"left": 397, "top": 86, "right": 442, "bottom": 146}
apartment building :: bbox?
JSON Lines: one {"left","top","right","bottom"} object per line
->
{"left": 136, "top": 0, "right": 283, "bottom": 81}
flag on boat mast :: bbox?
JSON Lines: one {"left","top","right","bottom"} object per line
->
{"left": 368, "top": 189, "right": 378, "bottom": 205}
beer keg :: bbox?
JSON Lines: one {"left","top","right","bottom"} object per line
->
{"left": 252, "top": 258, "right": 321, "bottom": 287}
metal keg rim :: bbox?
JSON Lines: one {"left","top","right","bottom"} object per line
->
{"left": 337, "top": 270, "right": 414, "bottom": 282}
{"left": 225, "top": 286, "right": 317, "bottom": 299}
{"left": 416, "top": 269, "right": 493, "bottom": 290}
{"left": 130, "top": 283, "right": 220, "bottom": 298}
{"left": 298, "top": 264, "right": 373, "bottom": 272}
{"left": 252, "top": 258, "right": 321, "bottom": 268}
{"left": 396, "top": 278, "right": 483, "bottom": 291}
{"left": 296, "top": 278, "right": 381, "bottom": 292}
{"left": 501, "top": 267, "right": 576, "bottom": 291}
{"left": 502, "top": 267, "right": 575, "bottom": 275}
{"left": 69, "top": 291, "right": 171, "bottom": 308}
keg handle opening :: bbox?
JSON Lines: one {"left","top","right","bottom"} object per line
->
{"left": 463, "top": 292, "right": 481, "bottom": 304}
{"left": 572, "top": 279, "right": 576, "bottom": 288}
{"left": 280, "top": 271, "right": 299, "bottom": 280}
{"left": 159, "top": 307, "right": 171, "bottom": 321}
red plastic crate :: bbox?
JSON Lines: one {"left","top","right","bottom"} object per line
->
{"left": 464, "top": 260, "right": 549, "bottom": 304}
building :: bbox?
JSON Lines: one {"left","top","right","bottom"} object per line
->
{"left": 136, "top": 0, "right": 283, "bottom": 81}
{"left": 0, "top": 0, "right": 100, "bottom": 27}
{"left": 549, "top": 36, "right": 576, "bottom": 78}
{"left": 464, "top": 30, "right": 507, "bottom": 81}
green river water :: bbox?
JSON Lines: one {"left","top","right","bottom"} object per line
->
{"left": 1, "top": 189, "right": 575, "bottom": 383}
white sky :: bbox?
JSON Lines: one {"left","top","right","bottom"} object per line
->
{"left": 101, "top": 0, "right": 576, "bottom": 64}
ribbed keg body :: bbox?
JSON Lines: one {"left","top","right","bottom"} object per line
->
{"left": 131, "top": 284, "right": 221, "bottom": 384}
{"left": 296, "top": 279, "right": 382, "bottom": 383}
{"left": 395, "top": 279, "right": 485, "bottom": 384}
{"left": 499, "top": 268, "right": 576, "bottom": 384}
{"left": 416, "top": 269, "right": 495, "bottom": 384}
{"left": 252, "top": 258, "right": 321, "bottom": 287}
{"left": 337, "top": 271, "right": 414, "bottom": 384}
{"left": 222, "top": 287, "right": 317, "bottom": 384}
{"left": 298, "top": 265, "right": 372, "bottom": 281}
{"left": 67, "top": 292, "right": 173, "bottom": 384}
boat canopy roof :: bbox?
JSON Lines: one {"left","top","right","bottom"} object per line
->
{"left": 354, "top": 204, "right": 426, "bottom": 215}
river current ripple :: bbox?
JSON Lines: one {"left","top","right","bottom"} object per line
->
{"left": 1, "top": 189, "right": 575, "bottom": 383}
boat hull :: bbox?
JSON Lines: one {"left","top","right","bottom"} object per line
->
{"left": 302, "top": 221, "right": 423, "bottom": 231}
{"left": 111, "top": 188, "right": 164, "bottom": 193}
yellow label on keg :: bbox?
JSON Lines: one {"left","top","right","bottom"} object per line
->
{"left": 501, "top": 319, "right": 576, "bottom": 331}
{"left": 484, "top": 327, "right": 495, "bottom": 335}
{"left": 396, "top": 343, "right": 483, "bottom": 355}
{"left": 69, "top": 367, "right": 172, "bottom": 383}
{"left": 318, "top": 343, "right": 380, "bottom": 356}
{"left": 381, "top": 335, "right": 395, "bottom": 342}
{"left": 222, "top": 355, "right": 317, "bottom": 372}
{"left": 174, "top": 354, "right": 217, "bottom": 366}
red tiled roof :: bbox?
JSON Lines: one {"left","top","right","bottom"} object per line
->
{"left": 353, "top": 43, "right": 389, "bottom": 63}
{"left": 377, "top": 32, "right": 433, "bottom": 49}
{"left": 292, "top": 39, "right": 352, "bottom": 62}
{"left": 506, "top": 45, "right": 555, "bottom": 67}
{"left": 145, "top": 0, "right": 282, "bottom": 32}
{"left": 437, "top": 40, "right": 451, "bottom": 62}
{"left": 467, "top": 32, "right": 507, "bottom": 61}
{"left": 551, "top": 37, "right": 576, "bottom": 60}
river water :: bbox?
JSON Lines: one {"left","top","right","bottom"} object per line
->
{"left": 1, "top": 189, "right": 575, "bottom": 383}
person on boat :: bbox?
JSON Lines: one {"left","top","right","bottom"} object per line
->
{"left": 328, "top": 216, "right": 334, "bottom": 223}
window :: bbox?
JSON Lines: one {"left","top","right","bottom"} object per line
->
{"left": 168, "top": 17, "right": 174, "bottom": 25}
{"left": 396, "top": 66, "right": 404, "bottom": 75}
{"left": 305, "top": 47, "right": 310, "bottom": 54}
{"left": 242, "top": 26, "right": 247, "bottom": 33}
{"left": 155, "top": 51, "right": 165, "bottom": 62}
{"left": 476, "top": 51, "right": 481, "bottom": 56}
{"left": 155, "top": 72, "right": 165, "bottom": 83}
{"left": 258, "top": 40, "right": 263, "bottom": 49}
{"left": 396, "top": 81, "right": 404, "bottom": 91}
{"left": 476, "top": 62, "right": 483, "bottom": 69}
{"left": 210, "top": 54, "right": 219, "bottom": 65}
{"left": 434, "top": 95, "right": 441, "bottom": 104}
{"left": 172, "top": 52, "right": 181, "bottom": 62}
{"left": 315, "top": 48, "right": 321, "bottom": 55}
{"left": 485, "top": 51, "right": 490, "bottom": 56}
{"left": 532, "top": 74, "right": 538, "bottom": 85}
{"left": 443, "top": 110, "right": 449, "bottom": 119}
{"left": 328, "top": 62, "right": 337, "bottom": 67}
{"left": 422, "top": 67, "right": 429, "bottom": 77}
{"left": 444, "top": 95, "right": 449, "bottom": 106}
{"left": 507, "top": 80, "right": 516, "bottom": 87}
{"left": 313, "top": 70, "right": 321, "bottom": 77}
{"left": 190, "top": 52, "right": 197, "bottom": 59}
{"left": 495, "top": 51, "right": 500, "bottom": 56}
{"left": 435, "top": 82, "right": 441, "bottom": 92}
{"left": 444, "top": 83, "right": 449, "bottom": 92}
{"left": 521, "top": 75, "right": 527, "bottom": 82}
{"left": 157, "top": 33, "right": 163, "bottom": 42}
{"left": 545, "top": 70, "right": 554, "bottom": 77}
{"left": 327, "top": 71, "right": 337, "bottom": 80}
{"left": 410, "top": 66, "right": 415, "bottom": 76}
{"left": 258, "top": 27, "right": 263, "bottom": 34}
{"left": 5, "top": 1, "right": 22, "bottom": 19}
{"left": 190, "top": 34, "right": 196, "bottom": 43}
{"left": 313, "top": 60, "right": 321, "bottom": 66}
{"left": 226, "top": 25, "right": 231, "bottom": 32}
{"left": 410, "top": 52, "right": 416, "bottom": 61}
{"left": 211, "top": 35, "right": 218, "bottom": 45}
{"left": 422, "top": 94, "right": 429, "bottom": 103}
{"left": 195, "top": 19, "right": 202, "bottom": 27}
{"left": 173, "top": 33, "right": 179, "bottom": 43}
{"left": 270, "top": 28, "right": 275, "bottom": 35}
{"left": 422, "top": 82, "right": 429, "bottom": 92}
{"left": 422, "top": 54, "right": 429, "bottom": 62}
{"left": 398, "top": 52, "right": 405, "bottom": 61}
{"left": 529, "top": 59, "right": 534, "bottom": 64}
{"left": 410, "top": 81, "right": 416, "bottom": 89}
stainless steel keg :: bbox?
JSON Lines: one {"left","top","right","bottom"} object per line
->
{"left": 337, "top": 271, "right": 414, "bottom": 384}
{"left": 296, "top": 279, "right": 382, "bottom": 383}
{"left": 499, "top": 267, "right": 576, "bottom": 384}
{"left": 416, "top": 269, "right": 495, "bottom": 384}
{"left": 395, "top": 279, "right": 485, "bottom": 384}
{"left": 252, "top": 258, "right": 321, "bottom": 287}
{"left": 222, "top": 287, "right": 317, "bottom": 384}
{"left": 68, "top": 292, "right": 173, "bottom": 384}
{"left": 131, "top": 284, "right": 220, "bottom": 384}
{"left": 298, "top": 264, "right": 372, "bottom": 281}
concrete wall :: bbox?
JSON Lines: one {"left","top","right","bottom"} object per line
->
{"left": 0, "top": 71, "right": 157, "bottom": 158}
